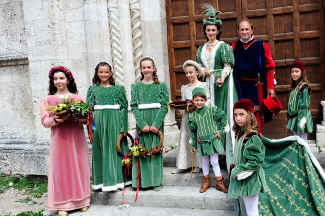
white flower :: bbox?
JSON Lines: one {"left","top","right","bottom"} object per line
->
{"left": 9, "top": 182, "right": 13, "bottom": 186}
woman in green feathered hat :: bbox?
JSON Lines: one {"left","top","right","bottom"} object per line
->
{"left": 196, "top": 3, "right": 238, "bottom": 182}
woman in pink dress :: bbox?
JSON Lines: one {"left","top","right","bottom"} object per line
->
{"left": 40, "top": 66, "right": 90, "bottom": 216}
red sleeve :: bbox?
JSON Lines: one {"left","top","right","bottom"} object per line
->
{"left": 231, "top": 42, "right": 236, "bottom": 51}
{"left": 264, "top": 42, "right": 276, "bottom": 90}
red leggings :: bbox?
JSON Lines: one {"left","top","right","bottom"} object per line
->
{"left": 255, "top": 112, "right": 263, "bottom": 133}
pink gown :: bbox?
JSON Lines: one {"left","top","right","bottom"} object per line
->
{"left": 40, "top": 94, "right": 90, "bottom": 211}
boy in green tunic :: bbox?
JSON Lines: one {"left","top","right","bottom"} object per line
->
{"left": 286, "top": 61, "right": 313, "bottom": 143}
{"left": 188, "top": 87, "right": 228, "bottom": 193}
{"left": 229, "top": 99, "right": 266, "bottom": 216}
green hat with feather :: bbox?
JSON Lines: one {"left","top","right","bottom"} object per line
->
{"left": 202, "top": 4, "right": 222, "bottom": 25}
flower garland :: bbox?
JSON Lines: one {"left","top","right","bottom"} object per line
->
{"left": 116, "top": 133, "right": 134, "bottom": 167}
{"left": 131, "top": 130, "right": 164, "bottom": 158}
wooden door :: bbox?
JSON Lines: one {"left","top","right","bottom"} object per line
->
{"left": 166, "top": 0, "right": 325, "bottom": 139}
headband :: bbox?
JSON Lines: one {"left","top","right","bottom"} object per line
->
{"left": 183, "top": 60, "right": 204, "bottom": 78}
{"left": 49, "top": 65, "right": 73, "bottom": 81}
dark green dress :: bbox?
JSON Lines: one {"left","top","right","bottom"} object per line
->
{"left": 130, "top": 82, "right": 169, "bottom": 188}
{"left": 187, "top": 106, "right": 227, "bottom": 157}
{"left": 196, "top": 41, "right": 238, "bottom": 172}
{"left": 229, "top": 129, "right": 267, "bottom": 199}
{"left": 286, "top": 82, "right": 313, "bottom": 133}
{"left": 86, "top": 84, "right": 129, "bottom": 191}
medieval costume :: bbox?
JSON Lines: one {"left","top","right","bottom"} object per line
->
{"left": 232, "top": 36, "right": 276, "bottom": 132}
{"left": 130, "top": 81, "right": 169, "bottom": 188}
{"left": 173, "top": 60, "right": 209, "bottom": 172}
{"left": 188, "top": 87, "right": 228, "bottom": 193}
{"left": 286, "top": 61, "right": 314, "bottom": 143}
{"left": 40, "top": 94, "right": 90, "bottom": 211}
{"left": 196, "top": 7, "right": 238, "bottom": 173}
{"left": 229, "top": 128, "right": 266, "bottom": 216}
{"left": 87, "top": 84, "right": 130, "bottom": 191}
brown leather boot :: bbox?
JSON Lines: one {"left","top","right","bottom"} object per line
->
{"left": 199, "top": 174, "right": 210, "bottom": 193}
{"left": 216, "top": 176, "right": 228, "bottom": 193}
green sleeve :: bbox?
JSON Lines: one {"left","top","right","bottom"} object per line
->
{"left": 196, "top": 46, "right": 203, "bottom": 65}
{"left": 220, "top": 43, "right": 235, "bottom": 67}
{"left": 86, "top": 85, "right": 95, "bottom": 110}
{"left": 152, "top": 82, "right": 169, "bottom": 129}
{"left": 213, "top": 107, "right": 227, "bottom": 135}
{"left": 297, "top": 86, "right": 311, "bottom": 133}
{"left": 231, "top": 135, "right": 265, "bottom": 178}
{"left": 187, "top": 113, "right": 198, "bottom": 149}
{"left": 118, "top": 85, "right": 128, "bottom": 133}
{"left": 130, "top": 83, "right": 148, "bottom": 129}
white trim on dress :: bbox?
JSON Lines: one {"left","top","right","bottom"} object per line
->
{"left": 94, "top": 104, "right": 120, "bottom": 110}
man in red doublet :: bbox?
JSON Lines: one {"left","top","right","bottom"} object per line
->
{"left": 232, "top": 20, "right": 276, "bottom": 132}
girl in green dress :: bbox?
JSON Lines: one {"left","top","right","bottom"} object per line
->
{"left": 286, "top": 61, "right": 313, "bottom": 143}
{"left": 188, "top": 87, "right": 228, "bottom": 193}
{"left": 86, "top": 62, "right": 129, "bottom": 192}
{"left": 229, "top": 99, "right": 266, "bottom": 216}
{"left": 130, "top": 57, "right": 169, "bottom": 191}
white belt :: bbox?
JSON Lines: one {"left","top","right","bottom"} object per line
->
{"left": 138, "top": 103, "right": 161, "bottom": 110}
{"left": 94, "top": 104, "right": 120, "bottom": 110}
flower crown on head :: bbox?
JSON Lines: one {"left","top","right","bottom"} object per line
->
{"left": 202, "top": 4, "right": 222, "bottom": 25}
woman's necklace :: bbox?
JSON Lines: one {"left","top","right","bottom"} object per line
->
{"left": 55, "top": 92, "right": 72, "bottom": 99}
{"left": 207, "top": 40, "right": 218, "bottom": 51}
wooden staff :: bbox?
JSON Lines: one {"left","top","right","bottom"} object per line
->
{"left": 191, "top": 151, "right": 196, "bottom": 178}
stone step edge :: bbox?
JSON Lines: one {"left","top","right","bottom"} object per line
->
{"left": 90, "top": 185, "right": 234, "bottom": 211}
{"left": 43, "top": 205, "right": 236, "bottom": 216}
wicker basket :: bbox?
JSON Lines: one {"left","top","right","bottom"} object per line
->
{"left": 55, "top": 110, "right": 88, "bottom": 121}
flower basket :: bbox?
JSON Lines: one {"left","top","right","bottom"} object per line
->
{"left": 48, "top": 97, "right": 90, "bottom": 121}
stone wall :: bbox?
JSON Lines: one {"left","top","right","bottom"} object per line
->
{"left": 0, "top": 0, "right": 179, "bottom": 176}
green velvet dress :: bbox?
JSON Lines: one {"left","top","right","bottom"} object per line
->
{"left": 187, "top": 106, "right": 227, "bottom": 157}
{"left": 130, "top": 82, "right": 169, "bottom": 188}
{"left": 286, "top": 82, "right": 314, "bottom": 133}
{"left": 86, "top": 84, "right": 129, "bottom": 191}
{"left": 196, "top": 41, "right": 238, "bottom": 172}
{"left": 228, "top": 129, "right": 267, "bottom": 199}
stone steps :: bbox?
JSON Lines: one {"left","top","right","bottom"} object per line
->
{"left": 90, "top": 186, "right": 234, "bottom": 211}
{"left": 44, "top": 205, "right": 235, "bottom": 216}
{"left": 43, "top": 144, "right": 325, "bottom": 215}
{"left": 163, "top": 166, "right": 230, "bottom": 187}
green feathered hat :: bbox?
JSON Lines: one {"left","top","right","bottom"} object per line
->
{"left": 192, "top": 87, "right": 207, "bottom": 98}
{"left": 202, "top": 4, "right": 222, "bottom": 25}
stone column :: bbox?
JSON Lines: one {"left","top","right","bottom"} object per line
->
{"left": 316, "top": 101, "right": 325, "bottom": 146}
{"left": 130, "top": 0, "right": 143, "bottom": 82}
{"left": 84, "top": 0, "right": 112, "bottom": 83}
{"left": 108, "top": 0, "right": 125, "bottom": 86}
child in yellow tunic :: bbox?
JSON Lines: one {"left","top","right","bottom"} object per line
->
{"left": 229, "top": 98, "right": 266, "bottom": 216}
{"left": 188, "top": 87, "right": 228, "bottom": 193}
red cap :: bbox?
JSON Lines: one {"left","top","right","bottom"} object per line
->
{"left": 233, "top": 98, "right": 254, "bottom": 113}
{"left": 290, "top": 61, "right": 305, "bottom": 72}
{"left": 263, "top": 96, "right": 283, "bottom": 115}
{"left": 49, "top": 65, "right": 73, "bottom": 81}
